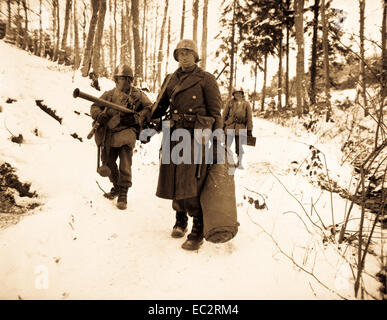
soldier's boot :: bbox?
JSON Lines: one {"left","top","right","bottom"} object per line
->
{"left": 104, "top": 184, "right": 119, "bottom": 200}
{"left": 171, "top": 211, "right": 188, "bottom": 238}
{"left": 116, "top": 186, "right": 128, "bottom": 210}
{"left": 181, "top": 216, "right": 204, "bottom": 251}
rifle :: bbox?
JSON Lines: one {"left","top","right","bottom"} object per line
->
{"left": 73, "top": 88, "right": 135, "bottom": 139}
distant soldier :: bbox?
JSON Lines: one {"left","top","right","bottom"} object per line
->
{"left": 223, "top": 87, "right": 253, "bottom": 168}
{"left": 90, "top": 64, "right": 152, "bottom": 210}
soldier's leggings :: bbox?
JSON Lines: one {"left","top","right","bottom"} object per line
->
{"left": 172, "top": 197, "right": 202, "bottom": 218}
{"left": 106, "top": 145, "right": 133, "bottom": 188}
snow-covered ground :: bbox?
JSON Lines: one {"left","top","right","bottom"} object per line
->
{"left": 0, "top": 40, "right": 383, "bottom": 300}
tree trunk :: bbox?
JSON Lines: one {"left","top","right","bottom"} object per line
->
{"left": 82, "top": 1, "right": 87, "bottom": 47}
{"left": 201, "top": 0, "right": 208, "bottom": 70}
{"left": 73, "top": 0, "right": 81, "bottom": 69}
{"left": 166, "top": 17, "right": 171, "bottom": 76}
{"left": 92, "top": 0, "right": 107, "bottom": 76}
{"left": 7, "top": 0, "right": 11, "bottom": 38}
{"left": 120, "top": 2, "right": 127, "bottom": 65}
{"left": 61, "top": 0, "right": 72, "bottom": 51}
{"left": 360, "top": 0, "right": 368, "bottom": 116}
{"left": 295, "top": 0, "right": 305, "bottom": 117}
{"left": 142, "top": 0, "right": 147, "bottom": 77}
{"left": 16, "top": 0, "right": 21, "bottom": 47}
{"left": 109, "top": 0, "right": 114, "bottom": 73}
{"left": 156, "top": 0, "right": 169, "bottom": 88}
{"left": 180, "top": 0, "right": 186, "bottom": 39}
{"left": 54, "top": 1, "right": 60, "bottom": 61}
{"left": 261, "top": 52, "right": 268, "bottom": 112}
{"left": 278, "top": 31, "right": 283, "bottom": 111}
{"left": 81, "top": 0, "right": 99, "bottom": 77}
{"left": 192, "top": 0, "right": 199, "bottom": 44}
{"left": 321, "top": 0, "right": 332, "bottom": 121}
{"left": 285, "top": 0, "right": 290, "bottom": 108}
{"left": 131, "top": 0, "right": 143, "bottom": 79}
{"left": 376, "top": 0, "right": 387, "bottom": 147}
{"left": 126, "top": 1, "right": 133, "bottom": 71}
{"left": 144, "top": 26, "right": 148, "bottom": 83}
{"left": 39, "top": 0, "right": 43, "bottom": 56}
{"left": 152, "top": 4, "right": 159, "bottom": 91}
{"left": 52, "top": 0, "right": 57, "bottom": 56}
{"left": 309, "top": 0, "right": 319, "bottom": 106}
{"left": 253, "top": 60, "right": 258, "bottom": 111}
{"left": 114, "top": 0, "right": 117, "bottom": 68}
{"left": 22, "top": 0, "right": 28, "bottom": 49}
{"left": 228, "top": 0, "right": 236, "bottom": 98}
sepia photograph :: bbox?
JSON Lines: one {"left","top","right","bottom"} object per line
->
{"left": 0, "top": 0, "right": 386, "bottom": 303}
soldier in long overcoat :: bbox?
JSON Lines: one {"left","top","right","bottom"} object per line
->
{"left": 223, "top": 88, "right": 253, "bottom": 168}
{"left": 90, "top": 64, "right": 152, "bottom": 210}
{"left": 152, "top": 39, "right": 223, "bottom": 250}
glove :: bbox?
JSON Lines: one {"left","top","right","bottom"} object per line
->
{"left": 136, "top": 109, "right": 151, "bottom": 126}
{"left": 247, "top": 130, "right": 252, "bottom": 136}
{"left": 96, "top": 112, "right": 109, "bottom": 125}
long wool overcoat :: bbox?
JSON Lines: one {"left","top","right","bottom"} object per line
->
{"left": 153, "top": 65, "right": 223, "bottom": 200}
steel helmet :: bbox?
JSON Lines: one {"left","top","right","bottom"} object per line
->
{"left": 232, "top": 87, "right": 244, "bottom": 96}
{"left": 173, "top": 39, "right": 199, "bottom": 62}
{"left": 113, "top": 64, "right": 134, "bottom": 79}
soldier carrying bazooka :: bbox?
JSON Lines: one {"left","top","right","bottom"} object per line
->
{"left": 75, "top": 64, "right": 153, "bottom": 210}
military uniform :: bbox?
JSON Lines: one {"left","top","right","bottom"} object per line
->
{"left": 90, "top": 86, "right": 152, "bottom": 197}
{"left": 223, "top": 93, "right": 253, "bottom": 160}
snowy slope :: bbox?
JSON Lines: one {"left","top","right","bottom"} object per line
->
{"left": 0, "top": 40, "right": 382, "bottom": 300}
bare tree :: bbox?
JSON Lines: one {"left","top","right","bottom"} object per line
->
{"left": 277, "top": 30, "right": 283, "bottom": 111}
{"left": 53, "top": 0, "right": 61, "bottom": 61}
{"left": 114, "top": 0, "right": 117, "bottom": 68}
{"left": 73, "top": 0, "right": 81, "bottom": 69}
{"left": 92, "top": 0, "right": 107, "bottom": 76}
{"left": 81, "top": 0, "right": 99, "bottom": 76}
{"left": 61, "top": 0, "right": 72, "bottom": 51}
{"left": 201, "top": 0, "right": 208, "bottom": 70}
{"left": 192, "top": 0, "right": 199, "bottom": 44}
{"left": 125, "top": 0, "right": 133, "bottom": 70}
{"left": 156, "top": 0, "right": 169, "bottom": 87}
{"left": 109, "top": 0, "right": 114, "bottom": 72}
{"left": 131, "top": 0, "right": 143, "bottom": 79}
{"left": 166, "top": 17, "right": 171, "bottom": 75}
{"left": 261, "top": 52, "right": 268, "bottom": 111}
{"left": 321, "top": 0, "right": 332, "bottom": 121}
{"left": 228, "top": 0, "right": 236, "bottom": 98}
{"left": 285, "top": 0, "right": 290, "bottom": 108}
{"left": 359, "top": 0, "right": 368, "bottom": 116}
{"left": 7, "top": 0, "right": 11, "bottom": 39}
{"left": 180, "top": 0, "right": 186, "bottom": 39}
{"left": 120, "top": 0, "right": 127, "bottom": 64}
{"left": 309, "top": 0, "right": 320, "bottom": 106}
{"left": 22, "top": 0, "right": 28, "bottom": 50}
{"left": 142, "top": 0, "right": 147, "bottom": 77}
{"left": 39, "top": 0, "right": 43, "bottom": 56}
{"left": 295, "top": 0, "right": 305, "bottom": 117}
